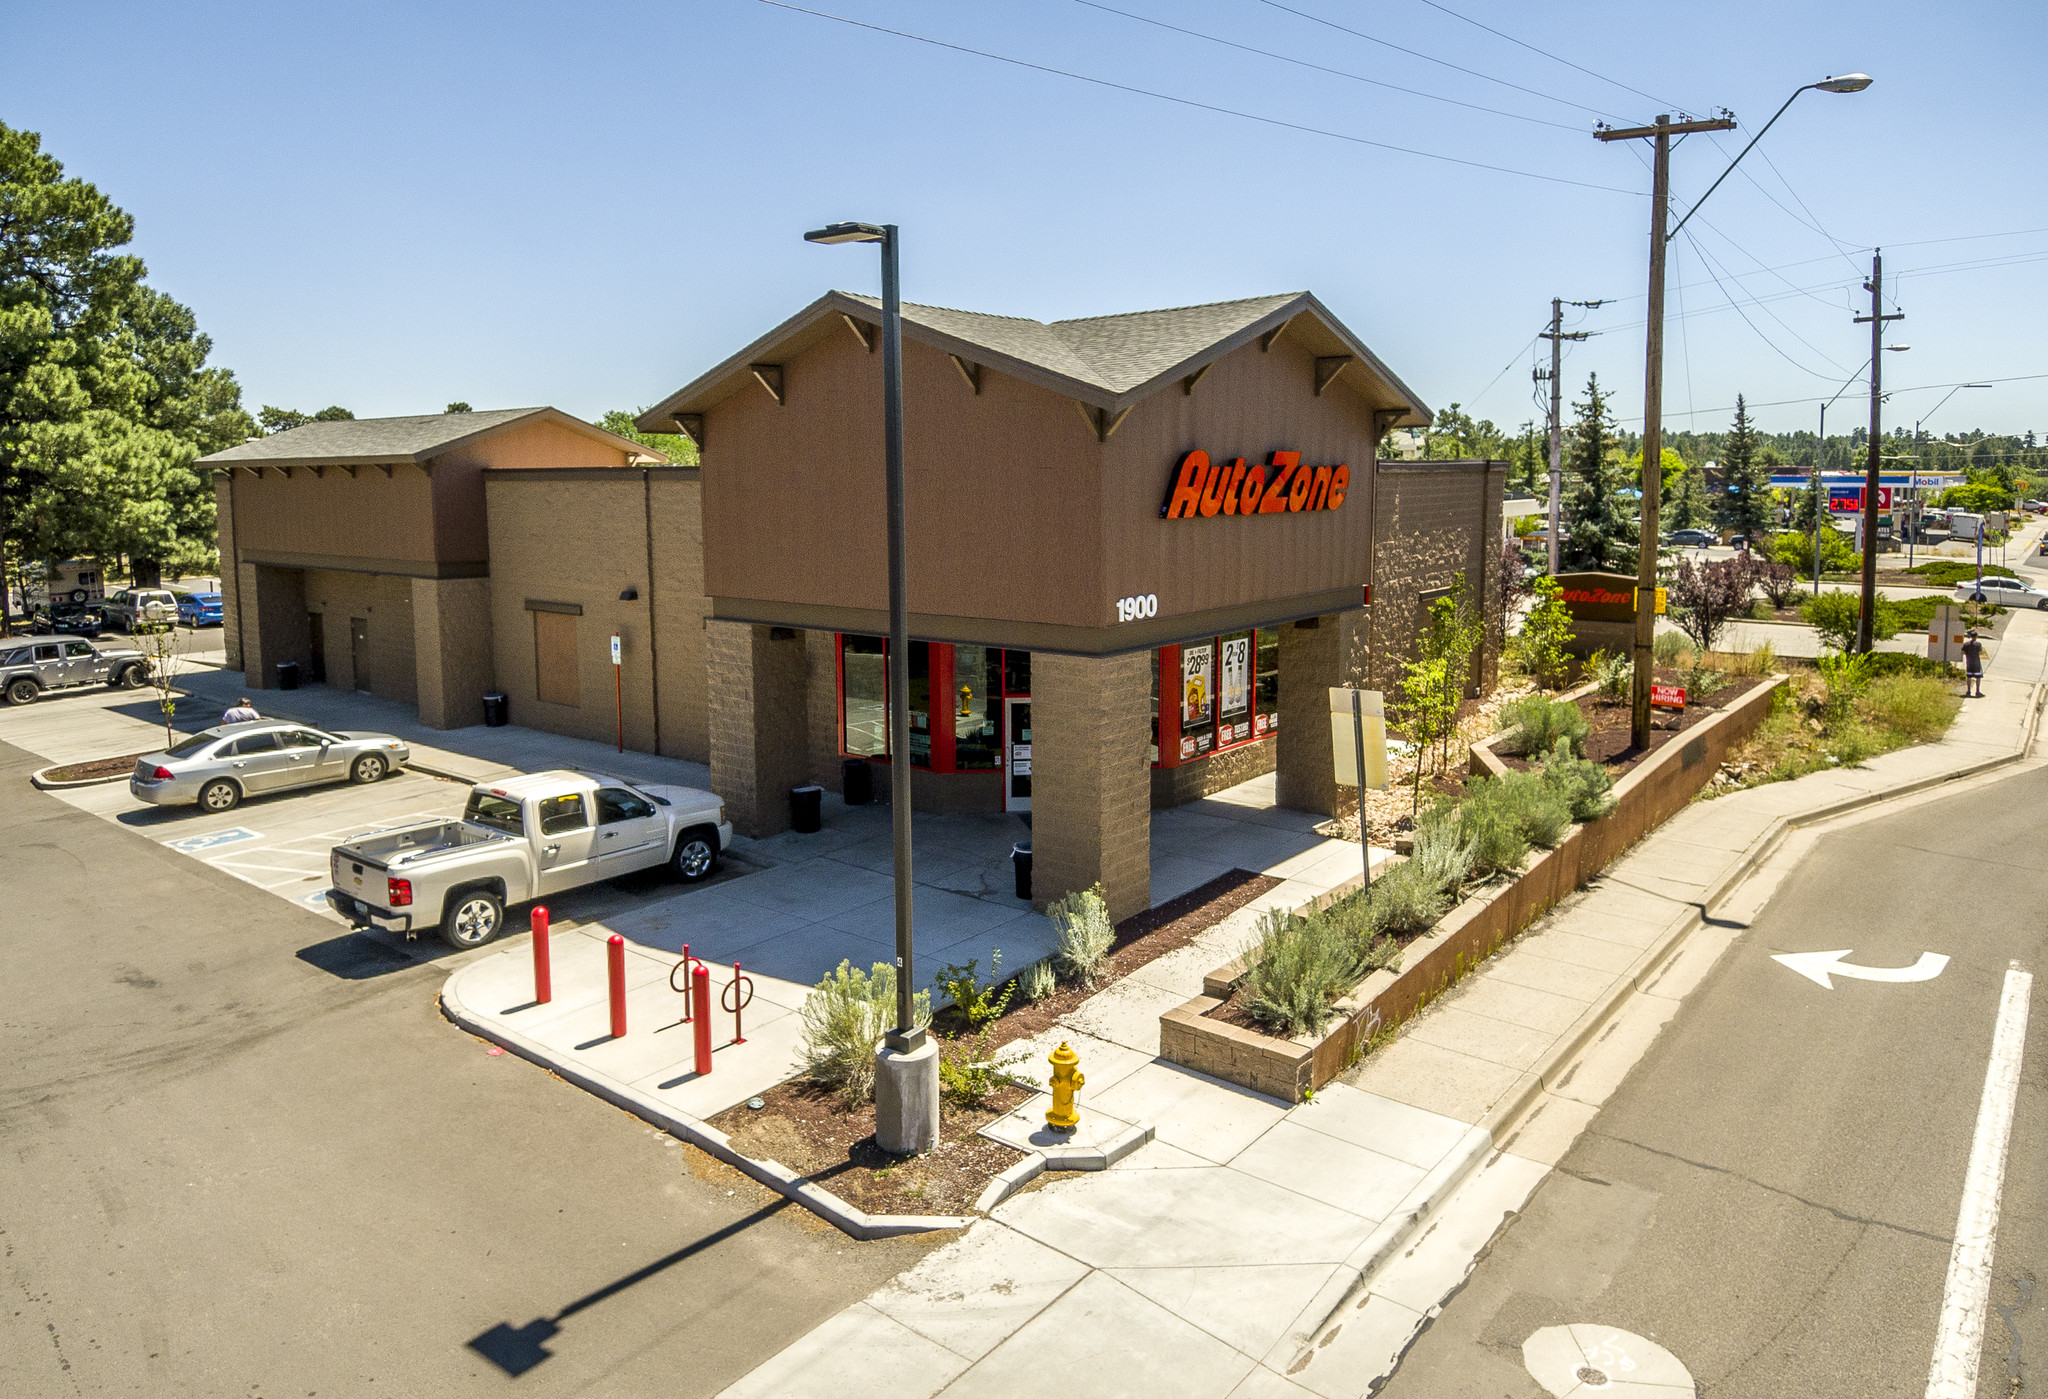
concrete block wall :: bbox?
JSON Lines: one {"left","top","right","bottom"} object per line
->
{"left": 238, "top": 563, "right": 311, "bottom": 691}
{"left": 1369, "top": 459, "right": 1507, "bottom": 697}
{"left": 1274, "top": 613, "right": 1368, "bottom": 817}
{"left": 1029, "top": 650, "right": 1152, "bottom": 925}
{"left": 304, "top": 569, "right": 418, "bottom": 705}
{"left": 1150, "top": 737, "right": 1276, "bottom": 808}
{"left": 707, "top": 621, "right": 811, "bottom": 838}
{"left": 216, "top": 476, "right": 242, "bottom": 672}
{"left": 411, "top": 576, "right": 494, "bottom": 729}
{"left": 648, "top": 475, "right": 710, "bottom": 764}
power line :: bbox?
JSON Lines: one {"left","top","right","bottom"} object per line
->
{"left": 1611, "top": 371, "right": 2048, "bottom": 426}
{"left": 1253, "top": 0, "right": 1622, "bottom": 120}
{"left": 1677, "top": 228, "right": 1838, "bottom": 380}
{"left": 1070, "top": 1, "right": 1583, "bottom": 130}
{"left": 754, "top": 1, "right": 1643, "bottom": 193}
{"left": 1404, "top": 0, "right": 1696, "bottom": 112}
{"left": 1682, "top": 230, "right": 1851, "bottom": 373}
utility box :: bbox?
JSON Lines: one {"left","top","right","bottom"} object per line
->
{"left": 1929, "top": 604, "right": 1966, "bottom": 664}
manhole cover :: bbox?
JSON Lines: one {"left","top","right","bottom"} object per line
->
{"left": 1575, "top": 1366, "right": 1608, "bottom": 1386}
{"left": 1522, "top": 1325, "right": 1693, "bottom": 1396}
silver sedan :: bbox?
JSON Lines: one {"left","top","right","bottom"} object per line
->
{"left": 130, "top": 720, "right": 412, "bottom": 813}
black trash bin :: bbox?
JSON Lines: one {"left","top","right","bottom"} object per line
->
{"left": 841, "top": 757, "right": 872, "bottom": 806}
{"left": 1012, "top": 844, "right": 1032, "bottom": 901}
{"left": 791, "top": 784, "right": 824, "bottom": 834}
{"left": 275, "top": 661, "right": 300, "bottom": 691}
{"left": 482, "top": 692, "right": 509, "bottom": 727}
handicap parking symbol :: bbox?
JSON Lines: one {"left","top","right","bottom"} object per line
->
{"left": 164, "top": 827, "right": 261, "bottom": 853}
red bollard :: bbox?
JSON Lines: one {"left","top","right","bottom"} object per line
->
{"left": 531, "top": 906, "right": 552, "bottom": 1005}
{"left": 607, "top": 934, "right": 627, "bottom": 1039}
{"left": 692, "top": 963, "right": 713, "bottom": 1075}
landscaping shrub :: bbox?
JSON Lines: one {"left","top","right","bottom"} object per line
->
{"left": 1021, "top": 959, "right": 1056, "bottom": 1001}
{"left": 1817, "top": 651, "right": 1875, "bottom": 723}
{"left": 1653, "top": 629, "right": 1693, "bottom": 666}
{"left": 1864, "top": 652, "right": 1958, "bottom": 680}
{"left": 1906, "top": 560, "right": 2017, "bottom": 587}
{"left": 937, "top": 1027, "right": 1028, "bottom": 1109}
{"left": 1587, "top": 648, "right": 1631, "bottom": 700}
{"left": 1454, "top": 783, "right": 1531, "bottom": 878}
{"left": 1536, "top": 738, "right": 1617, "bottom": 820}
{"left": 1802, "top": 590, "right": 1903, "bottom": 651}
{"left": 1049, "top": 884, "right": 1115, "bottom": 987}
{"left": 1239, "top": 899, "right": 1400, "bottom": 1039}
{"left": 1497, "top": 693, "right": 1590, "bottom": 757}
{"left": 1514, "top": 575, "right": 1576, "bottom": 688}
{"left": 933, "top": 951, "right": 1013, "bottom": 1029}
{"left": 1864, "top": 674, "right": 1961, "bottom": 743}
{"left": 800, "top": 961, "right": 934, "bottom": 1107}
{"left": 1363, "top": 859, "right": 1450, "bottom": 939}
{"left": 1488, "top": 770, "right": 1573, "bottom": 848}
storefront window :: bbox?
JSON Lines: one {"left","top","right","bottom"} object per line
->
{"left": 1003, "top": 649, "right": 1031, "bottom": 698}
{"left": 841, "top": 635, "right": 887, "bottom": 757}
{"left": 1179, "top": 640, "right": 1216, "bottom": 760}
{"left": 954, "top": 644, "right": 1002, "bottom": 770}
{"left": 1155, "top": 627, "right": 1283, "bottom": 768}
{"left": 1218, "top": 631, "right": 1254, "bottom": 747}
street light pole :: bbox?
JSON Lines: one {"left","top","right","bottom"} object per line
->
{"left": 1814, "top": 400, "right": 1827, "bottom": 598}
{"left": 1539, "top": 299, "right": 1599, "bottom": 575}
{"left": 805, "top": 218, "right": 937, "bottom": 1153}
{"left": 1599, "top": 76, "right": 1869, "bottom": 741}
{"left": 1854, "top": 251, "right": 1905, "bottom": 653}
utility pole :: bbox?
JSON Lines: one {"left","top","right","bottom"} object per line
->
{"left": 1813, "top": 400, "right": 1828, "bottom": 598}
{"left": 1853, "top": 251, "right": 1904, "bottom": 653}
{"left": 1537, "top": 299, "right": 1601, "bottom": 574}
{"left": 1597, "top": 112, "right": 1734, "bottom": 749}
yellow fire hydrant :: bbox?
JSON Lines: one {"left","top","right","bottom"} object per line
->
{"left": 1046, "top": 1041, "right": 1084, "bottom": 1131}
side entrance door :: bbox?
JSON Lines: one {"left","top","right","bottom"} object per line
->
{"left": 350, "top": 617, "right": 370, "bottom": 692}
{"left": 1004, "top": 698, "right": 1032, "bottom": 813}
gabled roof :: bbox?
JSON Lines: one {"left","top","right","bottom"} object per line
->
{"left": 200, "top": 407, "right": 665, "bottom": 467}
{"left": 636, "top": 291, "right": 1431, "bottom": 433}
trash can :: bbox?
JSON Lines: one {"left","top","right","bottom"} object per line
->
{"left": 791, "top": 784, "right": 824, "bottom": 834}
{"left": 1012, "top": 844, "right": 1032, "bottom": 901}
{"left": 482, "top": 692, "right": 509, "bottom": 727}
{"left": 275, "top": 661, "right": 300, "bottom": 691}
{"left": 841, "top": 757, "right": 872, "bottom": 806}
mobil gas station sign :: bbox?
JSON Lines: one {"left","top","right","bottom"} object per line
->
{"left": 1827, "top": 484, "right": 1891, "bottom": 513}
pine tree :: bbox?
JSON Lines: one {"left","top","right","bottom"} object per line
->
{"left": 1714, "top": 395, "right": 1772, "bottom": 541}
{"left": 1559, "top": 374, "right": 1636, "bottom": 573}
{"left": 1665, "top": 465, "right": 1708, "bottom": 532}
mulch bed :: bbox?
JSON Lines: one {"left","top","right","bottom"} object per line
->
{"left": 40, "top": 752, "right": 151, "bottom": 782}
{"left": 1496, "top": 670, "right": 1764, "bottom": 776}
{"left": 706, "top": 867, "right": 1283, "bottom": 1219}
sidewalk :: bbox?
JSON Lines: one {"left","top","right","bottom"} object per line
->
{"left": 718, "top": 614, "right": 2048, "bottom": 1399}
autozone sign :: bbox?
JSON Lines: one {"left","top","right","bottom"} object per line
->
{"left": 1161, "top": 449, "right": 1350, "bottom": 519}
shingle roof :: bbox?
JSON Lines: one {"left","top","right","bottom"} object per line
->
{"left": 199, "top": 407, "right": 663, "bottom": 466}
{"left": 639, "top": 289, "right": 1430, "bottom": 433}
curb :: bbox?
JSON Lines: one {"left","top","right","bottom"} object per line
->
{"left": 1289, "top": 675, "right": 2046, "bottom": 1361}
{"left": 30, "top": 765, "right": 132, "bottom": 790}
{"left": 970, "top": 1120, "right": 1157, "bottom": 1214}
{"left": 439, "top": 969, "right": 969, "bottom": 1241}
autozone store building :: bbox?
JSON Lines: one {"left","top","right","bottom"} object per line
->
{"left": 635, "top": 289, "right": 1505, "bottom": 923}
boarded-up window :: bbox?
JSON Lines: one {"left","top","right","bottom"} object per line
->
{"left": 534, "top": 610, "right": 579, "bottom": 707}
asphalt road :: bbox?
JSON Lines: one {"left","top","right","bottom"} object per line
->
{"left": 0, "top": 734, "right": 933, "bottom": 1398}
{"left": 1379, "top": 761, "right": 2048, "bottom": 1398}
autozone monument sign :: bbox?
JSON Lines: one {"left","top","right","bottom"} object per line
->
{"left": 1162, "top": 449, "right": 1351, "bottom": 519}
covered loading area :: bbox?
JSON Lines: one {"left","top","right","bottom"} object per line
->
{"left": 638, "top": 289, "right": 1436, "bottom": 921}
{"left": 203, "top": 409, "right": 663, "bottom": 728}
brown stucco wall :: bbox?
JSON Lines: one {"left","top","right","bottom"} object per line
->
{"left": 696, "top": 326, "right": 1383, "bottom": 654}
{"left": 430, "top": 418, "right": 646, "bottom": 563}
{"left": 412, "top": 576, "right": 495, "bottom": 728}
{"left": 228, "top": 467, "right": 441, "bottom": 570}
{"left": 1368, "top": 460, "right": 1506, "bottom": 696}
{"left": 305, "top": 569, "right": 418, "bottom": 705}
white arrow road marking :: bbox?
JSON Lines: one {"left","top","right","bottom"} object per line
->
{"left": 1926, "top": 964, "right": 2032, "bottom": 1398}
{"left": 1772, "top": 949, "right": 1951, "bottom": 989}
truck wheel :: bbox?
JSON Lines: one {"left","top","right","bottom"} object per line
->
{"left": 350, "top": 753, "right": 388, "bottom": 784}
{"left": 198, "top": 778, "right": 241, "bottom": 813}
{"left": 4, "top": 677, "right": 38, "bottom": 706}
{"left": 671, "top": 826, "right": 720, "bottom": 883}
{"left": 441, "top": 889, "right": 504, "bottom": 949}
{"left": 115, "top": 662, "right": 148, "bottom": 689}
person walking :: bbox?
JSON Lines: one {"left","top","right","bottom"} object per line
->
{"left": 1961, "top": 631, "right": 1985, "bottom": 699}
{"left": 222, "top": 697, "right": 261, "bottom": 724}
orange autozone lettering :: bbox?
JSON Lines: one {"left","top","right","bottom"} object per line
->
{"left": 1258, "top": 452, "right": 1301, "bottom": 513}
{"left": 1327, "top": 463, "right": 1349, "bottom": 509}
{"left": 1287, "top": 457, "right": 1313, "bottom": 511}
{"left": 1237, "top": 463, "right": 1267, "bottom": 513}
{"left": 1163, "top": 449, "right": 1208, "bottom": 518}
{"left": 1220, "top": 458, "right": 1249, "bottom": 514}
{"left": 1305, "top": 464, "right": 1333, "bottom": 511}
{"left": 1198, "top": 457, "right": 1231, "bottom": 516}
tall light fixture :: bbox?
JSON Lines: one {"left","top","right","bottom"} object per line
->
{"left": 804, "top": 219, "right": 937, "bottom": 1153}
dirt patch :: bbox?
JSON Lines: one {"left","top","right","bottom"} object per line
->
{"left": 707, "top": 868, "right": 1282, "bottom": 1220}
{"left": 40, "top": 753, "right": 152, "bottom": 782}
{"left": 1494, "top": 670, "right": 1763, "bottom": 775}
{"left": 709, "top": 1079, "right": 1031, "bottom": 1218}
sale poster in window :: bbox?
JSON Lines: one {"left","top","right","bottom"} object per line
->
{"left": 1220, "top": 635, "right": 1250, "bottom": 720}
{"left": 1182, "top": 644, "right": 1214, "bottom": 726}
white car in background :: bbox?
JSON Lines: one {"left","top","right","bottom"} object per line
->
{"left": 1953, "top": 575, "right": 2048, "bottom": 608}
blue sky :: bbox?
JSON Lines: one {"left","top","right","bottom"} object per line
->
{"left": 8, "top": 0, "right": 2046, "bottom": 440}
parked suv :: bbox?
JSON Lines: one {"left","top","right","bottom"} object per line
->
{"left": 0, "top": 637, "right": 150, "bottom": 704}
{"left": 101, "top": 587, "right": 180, "bottom": 631}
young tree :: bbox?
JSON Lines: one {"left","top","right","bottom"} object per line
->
{"left": 1559, "top": 374, "right": 1636, "bottom": 573}
{"left": 1667, "top": 557, "right": 1754, "bottom": 654}
{"left": 1515, "top": 575, "right": 1574, "bottom": 688}
{"left": 1714, "top": 396, "right": 1773, "bottom": 541}
{"left": 1664, "top": 463, "right": 1709, "bottom": 532}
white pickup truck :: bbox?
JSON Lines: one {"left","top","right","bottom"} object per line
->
{"left": 326, "top": 770, "right": 733, "bottom": 949}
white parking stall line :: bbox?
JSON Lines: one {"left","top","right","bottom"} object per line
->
{"left": 1925, "top": 963, "right": 2033, "bottom": 1399}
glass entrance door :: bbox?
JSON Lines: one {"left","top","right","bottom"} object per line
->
{"left": 1004, "top": 698, "right": 1032, "bottom": 812}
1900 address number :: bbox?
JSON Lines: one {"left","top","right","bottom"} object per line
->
{"left": 1116, "top": 594, "right": 1159, "bottom": 622}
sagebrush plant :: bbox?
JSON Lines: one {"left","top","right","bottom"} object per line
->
{"left": 1021, "top": 959, "right": 1057, "bottom": 1001}
{"left": 1587, "top": 648, "right": 1631, "bottom": 700}
{"left": 1049, "top": 884, "right": 1115, "bottom": 987}
{"left": 1498, "top": 694, "right": 1590, "bottom": 757}
{"left": 1653, "top": 630, "right": 1693, "bottom": 667}
{"left": 1457, "top": 789, "right": 1531, "bottom": 877}
{"left": 1238, "top": 898, "right": 1400, "bottom": 1039}
{"left": 799, "top": 961, "right": 934, "bottom": 1107}
{"left": 1404, "top": 808, "right": 1474, "bottom": 901}
{"left": 1536, "top": 738, "right": 1616, "bottom": 821}
{"left": 1488, "top": 770, "right": 1572, "bottom": 848}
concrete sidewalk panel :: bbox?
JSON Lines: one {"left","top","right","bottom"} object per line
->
{"left": 718, "top": 1301, "right": 970, "bottom": 1399}
{"left": 1229, "top": 1119, "right": 1427, "bottom": 1222}
{"left": 1345, "top": 1035, "right": 1527, "bottom": 1122}
{"left": 1089, "top": 1061, "right": 1288, "bottom": 1164}
{"left": 866, "top": 1222, "right": 1090, "bottom": 1363}
{"left": 1106, "top": 1262, "right": 1344, "bottom": 1361}
{"left": 1287, "top": 1082, "right": 1473, "bottom": 1171}
{"left": 1404, "top": 1005, "right": 1562, "bottom": 1074}
{"left": 1480, "top": 953, "right": 1621, "bottom": 1005}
